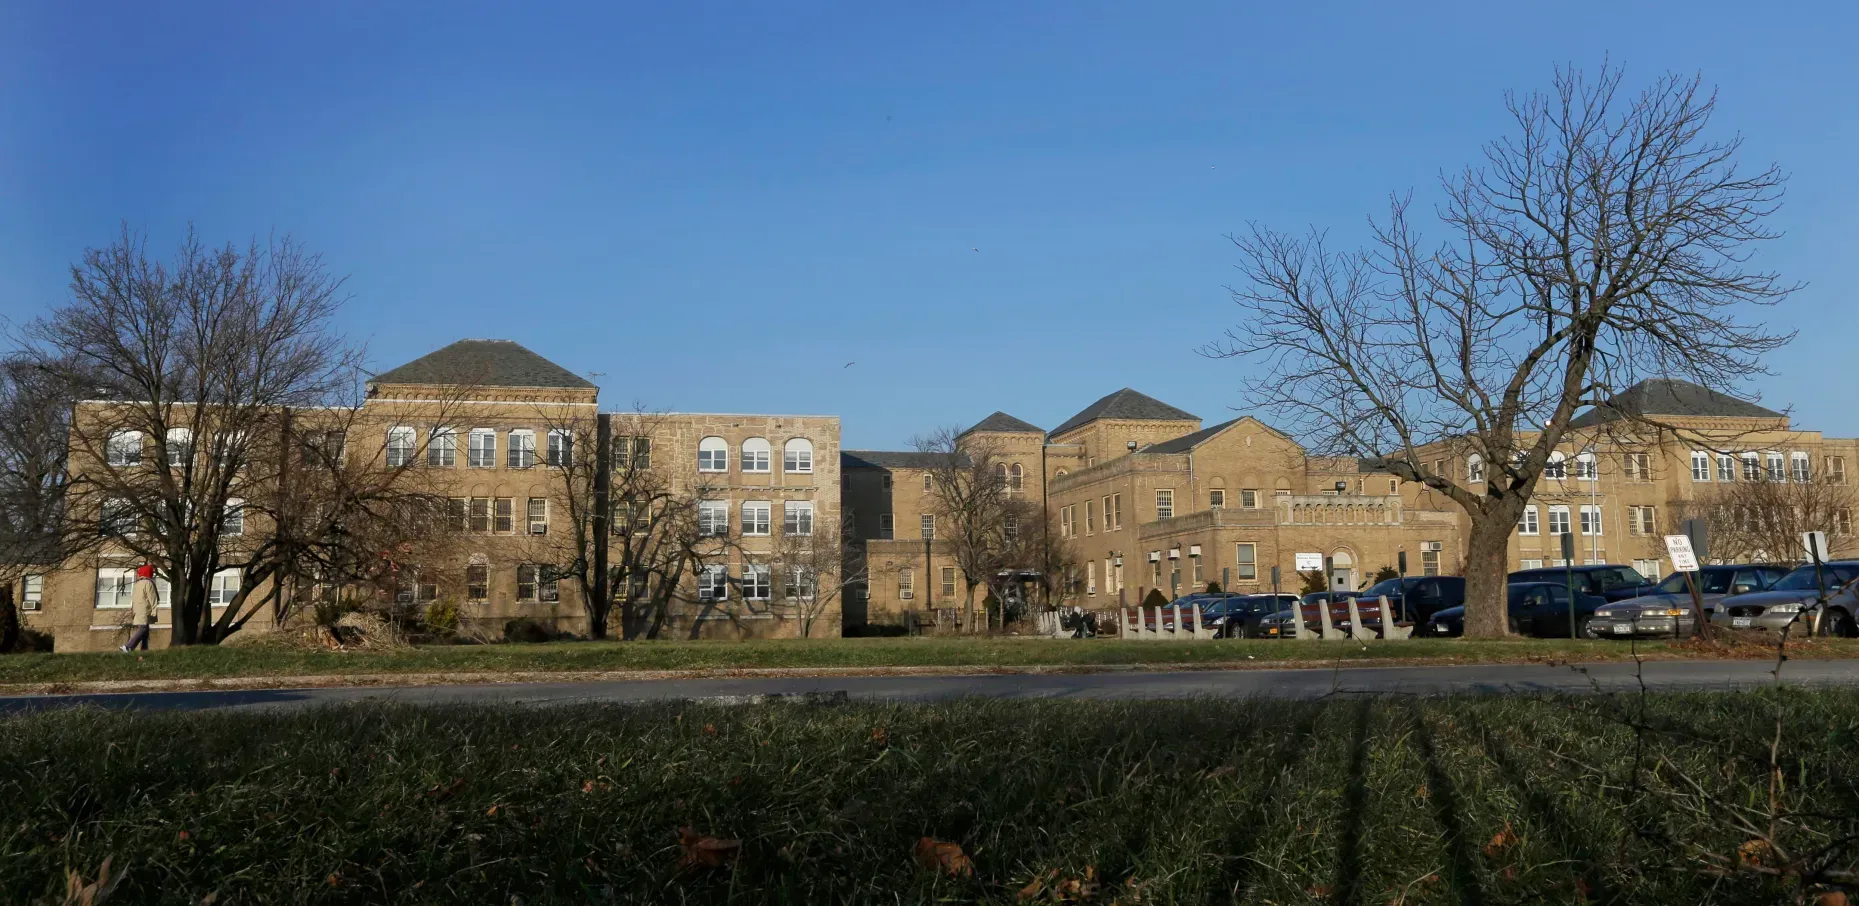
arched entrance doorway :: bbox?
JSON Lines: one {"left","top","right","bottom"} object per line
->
{"left": 1328, "top": 549, "right": 1356, "bottom": 594}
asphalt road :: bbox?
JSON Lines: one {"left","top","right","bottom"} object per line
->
{"left": 4, "top": 659, "right": 1857, "bottom": 714}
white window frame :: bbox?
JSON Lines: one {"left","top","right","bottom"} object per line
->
{"left": 698, "top": 565, "right": 730, "bottom": 602}
{"left": 785, "top": 566, "right": 817, "bottom": 600}
{"left": 1234, "top": 543, "right": 1257, "bottom": 581}
{"left": 222, "top": 498, "right": 245, "bottom": 536}
{"left": 527, "top": 498, "right": 549, "bottom": 535}
{"left": 1791, "top": 452, "right": 1810, "bottom": 483}
{"left": 1087, "top": 561, "right": 1097, "bottom": 596}
{"left": 697, "top": 437, "right": 728, "bottom": 473}
{"left": 1241, "top": 489, "right": 1259, "bottom": 509}
{"left": 106, "top": 429, "right": 142, "bottom": 467}
{"left": 467, "top": 429, "right": 497, "bottom": 468}
{"left": 428, "top": 427, "right": 457, "bottom": 467}
{"left": 897, "top": 567, "right": 914, "bottom": 600}
{"left": 783, "top": 500, "right": 814, "bottom": 536}
{"left": 1628, "top": 505, "right": 1656, "bottom": 536}
{"left": 165, "top": 428, "right": 192, "bottom": 468}
{"left": 1467, "top": 454, "right": 1485, "bottom": 483}
{"left": 1520, "top": 559, "right": 1544, "bottom": 571}
{"left": 208, "top": 569, "right": 242, "bottom": 607}
{"left": 1547, "top": 505, "right": 1571, "bottom": 536}
{"left": 920, "top": 513, "right": 935, "bottom": 539}
{"left": 1579, "top": 504, "right": 1603, "bottom": 536}
{"left": 1155, "top": 489, "right": 1174, "bottom": 520}
{"left": 742, "top": 563, "right": 771, "bottom": 601}
{"left": 386, "top": 427, "right": 417, "bottom": 467}
{"left": 1573, "top": 451, "right": 1597, "bottom": 481}
{"left": 1544, "top": 452, "right": 1568, "bottom": 480}
{"left": 1718, "top": 453, "right": 1736, "bottom": 482}
{"left": 507, "top": 429, "right": 537, "bottom": 469}
{"left": 742, "top": 501, "right": 772, "bottom": 536}
{"left": 1830, "top": 456, "right": 1848, "bottom": 485}
{"left": 546, "top": 429, "right": 573, "bottom": 467}
{"left": 1741, "top": 452, "right": 1761, "bottom": 481}
{"left": 95, "top": 568, "right": 135, "bottom": 609}
{"left": 1634, "top": 559, "right": 1662, "bottom": 582}
{"left": 1691, "top": 451, "right": 1711, "bottom": 482}
{"left": 878, "top": 513, "right": 893, "bottom": 540}
{"left": 1209, "top": 489, "right": 1225, "bottom": 509}
{"left": 741, "top": 437, "right": 772, "bottom": 474}
{"left": 22, "top": 574, "right": 43, "bottom": 610}
{"left": 698, "top": 500, "right": 729, "bottom": 537}
{"left": 1765, "top": 451, "right": 1785, "bottom": 482}
{"left": 783, "top": 438, "right": 813, "bottom": 473}
{"left": 1518, "top": 505, "right": 1539, "bottom": 535}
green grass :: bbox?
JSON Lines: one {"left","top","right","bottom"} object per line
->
{"left": 5, "top": 636, "right": 1826, "bottom": 687}
{"left": 5, "top": 692, "right": 1857, "bottom": 903}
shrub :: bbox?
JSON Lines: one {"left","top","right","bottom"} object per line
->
{"left": 1204, "top": 581, "right": 1222, "bottom": 594}
{"left": 1370, "top": 565, "right": 1400, "bottom": 585}
{"left": 503, "top": 617, "right": 562, "bottom": 644}
{"left": 424, "top": 598, "right": 461, "bottom": 636}
{"left": 1141, "top": 588, "right": 1170, "bottom": 609}
{"left": 1298, "top": 570, "right": 1328, "bottom": 594}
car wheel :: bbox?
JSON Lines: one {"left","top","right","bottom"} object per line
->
{"left": 1820, "top": 608, "right": 1858, "bottom": 639}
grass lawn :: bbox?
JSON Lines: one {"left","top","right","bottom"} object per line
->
{"left": 6, "top": 635, "right": 1849, "bottom": 688}
{"left": 6, "top": 691, "right": 1857, "bottom": 903}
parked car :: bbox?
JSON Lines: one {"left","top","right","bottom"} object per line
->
{"left": 1507, "top": 564, "right": 1653, "bottom": 602}
{"left": 1139, "top": 592, "right": 1234, "bottom": 631}
{"left": 1216, "top": 595, "right": 1301, "bottom": 638}
{"left": 1345, "top": 576, "right": 1466, "bottom": 624}
{"left": 1584, "top": 564, "right": 1789, "bottom": 639}
{"left": 1710, "top": 561, "right": 1859, "bottom": 636}
{"left": 1423, "top": 582, "right": 1608, "bottom": 638}
{"left": 1256, "top": 594, "right": 1406, "bottom": 639}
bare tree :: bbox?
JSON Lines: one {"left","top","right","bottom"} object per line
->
{"left": 0, "top": 356, "right": 103, "bottom": 651}
{"left": 1662, "top": 477, "right": 1858, "bottom": 565}
{"left": 1206, "top": 65, "right": 1793, "bottom": 637}
{"left": 24, "top": 227, "right": 391, "bottom": 644}
{"left": 767, "top": 513, "right": 862, "bottom": 638}
{"left": 913, "top": 427, "right": 1012, "bottom": 632}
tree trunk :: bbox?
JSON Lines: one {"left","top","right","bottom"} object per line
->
{"left": 1462, "top": 512, "right": 1516, "bottom": 639}
{"left": 0, "top": 584, "right": 19, "bottom": 653}
{"left": 963, "top": 582, "right": 977, "bottom": 634}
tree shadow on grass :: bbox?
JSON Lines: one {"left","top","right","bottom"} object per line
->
{"left": 1331, "top": 698, "right": 1375, "bottom": 906}
{"left": 1408, "top": 702, "right": 1489, "bottom": 906}
{"left": 1213, "top": 702, "right": 1331, "bottom": 898}
{"left": 1464, "top": 711, "right": 1619, "bottom": 902}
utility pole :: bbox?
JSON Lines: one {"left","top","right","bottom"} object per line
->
{"left": 592, "top": 413, "right": 611, "bottom": 635}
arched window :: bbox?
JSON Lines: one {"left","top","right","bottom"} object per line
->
{"left": 1009, "top": 463, "right": 1024, "bottom": 491}
{"left": 1467, "top": 454, "right": 1485, "bottom": 483}
{"left": 1573, "top": 451, "right": 1596, "bottom": 480}
{"left": 995, "top": 463, "right": 1008, "bottom": 485}
{"left": 697, "top": 436, "right": 728, "bottom": 472}
{"left": 1544, "top": 451, "right": 1568, "bottom": 480}
{"left": 741, "top": 437, "right": 772, "bottom": 473}
{"left": 783, "top": 438, "right": 813, "bottom": 473}
{"left": 1054, "top": 467, "right": 1069, "bottom": 477}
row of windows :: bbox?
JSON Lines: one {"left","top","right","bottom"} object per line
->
{"left": 697, "top": 437, "right": 815, "bottom": 474}
{"left": 699, "top": 564, "right": 818, "bottom": 602}
{"left": 391, "top": 564, "right": 562, "bottom": 604}
{"left": 1519, "top": 502, "right": 1857, "bottom": 539}
{"left": 100, "top": 499, "right": 244, "bottom": 538}
{"left": 1058, "top": 495, "right": 1123, "bottom": 538}
{"left": 102, "top": 429, "right": 248, "bottom": 469}
{"left": 870, "top": 511, "right": 1016, "bottom": 541}
{"left": 1687, "top": 451, "right": 1841, "bottom": 484}
{"left": 94, "top": 568, "right": 241, "bottom": 609}
{"left": 698, "top": 500, "right": 815, "bottom": 538}
{"left": 446, "top": 497, "right": 550, "bottom": 535}
{"left": 386, "top": 427, "right": 573, "bottom": 470}
{"left": 894, "top": 566, "right": 961, "bottom": 600}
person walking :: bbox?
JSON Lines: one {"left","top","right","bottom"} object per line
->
{"left": 121, "top": 564, "right": 157, "bottom": 652}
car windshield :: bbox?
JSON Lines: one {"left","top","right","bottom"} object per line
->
{"left": 1655, "top": 571, "right": 1734, "bottom": 594}
{"left": 1769, "top": 564, "right": 1859, "bottom": 592}
{"left": 1594, "top": 567, "right": 1648, "bottom": 590}
{"left": 1359, "top": 578, "right": 1403, "bottom": 597}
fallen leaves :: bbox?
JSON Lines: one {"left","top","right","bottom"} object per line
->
{"left": 914, "top": 837, "right": 974, "bottom": 877}
{"left": 1018, "top": 865, "right": 1100, "bottom": 902}
{"left": 870, "top": 726, "right": 889, "bottom": 747}
{"left": 1815, "top": 892, "right": 1850, "bottom": 906}
{"left": 677, "top": 827, "right": 741, "bottom": 872}
{"left": 1482, "top": 822, "right": 1519, "bottom": 859}
{"left": 60, "top": 856, "right": 123, "bottom": 906}
{"left": 425, "top": 778, "right": 467, "bottom": 801}
{"left": 1736, "top": 838, "right": 1778, "bottom": 869}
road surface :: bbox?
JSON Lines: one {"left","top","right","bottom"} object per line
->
{"left": 4, "top": 659, "right": 1856, "bottom": 714}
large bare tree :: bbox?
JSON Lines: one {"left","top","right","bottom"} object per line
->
{"left": 767, "top": 513, "right": 863, "bottom": 639}
{"left": 0, "top": 356, "right": 101, "bottom": 651}
{"left": 913, "top": 428, "right": 1013, "bottom": 631}
{"left": 1207, "top": 66, "right": 1794, "bottom": 637}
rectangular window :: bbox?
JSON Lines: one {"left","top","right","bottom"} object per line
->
{"left": 1547, "top": 505, "right": 1571, "bottom": 536}
{"left": 879, "top": 473, "right": 891, "bottom": 492}
{"left": 517, "top": 564, "right": 540, "bottom": 602}
{"left": 741, "top": 501, "right": 771, "bottom": 536}
{"left": 699, "top": 565, "right": 729, "bottom": 601}
{"left": 698, "top": 440, "right": 727, "bottom": 473}
{"left": 99, "top": 498, "right": 135, "bottom": 537}
{"left": 1520, "top": 559, "right": 1544, "bottom": 570}
{"left": 1087, "top": 561, "right": 1097, "bottom": 595}
{"left": 469, "top": 498, "right": 491, "bottom": 533}
{"left": 446, "top": 497, "right": 468, "bottom": 532}
{"left": 920, "top": 513, "right": 935, "bottom": 539}
{"left": 95, "top": 568, "right": 135, "bottom": 609}
{"left": 1155, "top": 489, "right": 1174, "bottom": 520}
{"left": 1059, "top": 506, "right": 1072, "bottom": 538}
{"left": 508, "top": 430, "right": 537, "bottom": 469}
{"left": 468, "top": 429, "right": 497, "bottom": 468}
{"left": 21, "top": 574, "right": 43, "bottom": 611}
{"left": 527, "top": 498, "right": 548, "bottom": 535}
{"left": 783, "top": 443, "right": 812, "bottom": 473}
{"left": 1628, "top": 505, "right": 1656, "bottom": 536}
{"left": 386, "top": 427, "right": 416, "bottom": 468}
{"left": 922, "top": 473, "right": 932, "bottom": 492}
{"left": 615, "top": 436, "right": 652, "bottom": 471}
{"left": 784, "top": 566, "right": 816, "bottom": 600}
{"left": 1634, "top": 559, "right": 1662, "bottom": 582}
{"left": 1191, "top": 556, "right": 1203, "bottom": 586}
{"left": 1468, "top": 456, "right": 1485, "bottom": 483}
{"left": 743, "top": 564, "right": 771, "bottom": 601}
{"left": 1234, "top": 543, "right": 1257, "bottom": 581}
{"left": 1831, "top": 456, "right": 1848, "bottom": 485}
{"left": 428, "top": 428, "right": 457, "bottom": 467}
{"left": 1718, "top": 453, "right": 1736, "bottom": 482}
{"left": 898, "top": 568, "right": 914, "bottom": 600}
{"left": 1518, "top": 505, "right": 1539, "bottom": 535}
{"left": 222, "top": 498, "right": 245, "bottom": 536}
{"left": 1625, "top": 452, "right": 1650, "bottom": 482}
{"left": 1151, "top": 557, "right": 1160, "bottom": 589}
{"left": 466, "top": 563, "right": 488, "bottom": 601}
{"left": 1573, "top": 454, "right": 1596, "bottom": 480}
{"left": 941, "top": 567, "right": 956, "bottom": 597}
{"left": 1084, "top": 501, "right": 1096, "bottom": 535}
{"left": 1241, "top": 489, "right": 1259, "bottom": 509}
{"left": 1791, "top": 452, "right": 1810, "bottom": 483}
{"left": 164, "top": 428, "right": 192, "bottom": 468}
{"left": 106, "top": 429, "right": 142, "bottom": 467}
{"left": 878, "top": 513, "right": 893, "bottom": 540}
{"left": 742, "top": 443, "right": 771, "bottom": 473}
{"left": 1765, "top": 452, "right": 1785, "bottom": 482}
{"left": 1579, "top": 504, "right": 1603, "bottom": 536}
{"left": 1109, "top": 494, "right": 1122, "bottom": 529}
{"left": 208, "top": 569, "right": 241, "bottom": 607}
{"left": 699, "top": 500, "right": 729, "bottom": 537}
{"left": 1691, "top": 451, "right": 1711, "bottom": 482}
{"left": 547, "top": 429, "right": 573, "bottom": 467}
{"left": 1421, "top": 547, "right": 1441, "bottom": 577}
{"left": 1209, "top": 489, "right": 1225, "bottom": 508}
{"left": 1544, "top": 455, "right": 1567, "bottom": 480}
{"left": 1838, "top": 508, "right": 1854, "bottom": 536}
{"left": 784, "top": 501, "right": 814, "bottom": 536}
{"left": 493, "top": 497, "right": 514, "bottom": 534}
{"left": 1741, "top": 453, "right": 1761, "bottom": 481}
{"left": 1388, "top": 479, "right": 1399, "bottom": 494}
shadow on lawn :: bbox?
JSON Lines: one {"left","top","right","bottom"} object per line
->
{"left": 1408, "top": 702, "right": 1489, "bottom": 906}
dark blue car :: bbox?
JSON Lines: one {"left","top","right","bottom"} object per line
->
{"left": 1423, "top": 582, "right": 1608, "bottom": 637}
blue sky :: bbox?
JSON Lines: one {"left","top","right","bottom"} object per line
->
{"left": 2, "top": 1, "right": 1854, "bottom": 448}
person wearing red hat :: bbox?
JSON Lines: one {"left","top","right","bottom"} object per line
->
{"left": 121, "top": 564, "right": 158, "bottom": 652}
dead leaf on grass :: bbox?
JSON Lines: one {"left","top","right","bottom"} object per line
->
{"left": 870, "top": 726, "right": 889, "bottom": 747}
{"left": 1482, "top": 821, "right": 1518, "bottom": 858}
{"left": 1815, "top": 892, "right": 1850, "bottom": 906}
{"left": 61, "top": 855, "right": 123, "bottom": 906}
{"left": 677, "top": 827, "right": 741, "bottom": 871}
{"left": 1737, "top": 838, "right": 1778, "bottom": 868}
{"left": 914, "top": 837, "right": 974, "bottom": 877}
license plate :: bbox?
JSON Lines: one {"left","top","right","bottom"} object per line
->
{"left": 1612, "top": 624, "right": 1631, "bottom": 634}
{"left": 1733, "top": 617, "right": 1753, "bottom": 628}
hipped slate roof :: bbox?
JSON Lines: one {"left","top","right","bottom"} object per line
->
{"left": 960, "top": 411, "right": 1044, "bottom": 436}
{"left": 1136, "top": 418, "right": 1243, "bottom": 455}
{"left": 373, "top": 339, "right": 595, "bottom": 389}
{"left": 842, "top": 450, "right": 971, "bottom": 470}
{"left": 1048, "top": 389, "right": 1198, "bottom": 438}
{"left": 1569, "top": 378, "right": 1784, "bottom": 428}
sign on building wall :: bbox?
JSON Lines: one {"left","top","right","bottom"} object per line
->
{"left": 1295, "top": 552, "right": 1323, "bottom": 572}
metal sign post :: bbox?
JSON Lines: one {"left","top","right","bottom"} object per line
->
{"left": 1560, "top": 533, "right": 1577, "bottom": 638}
{"left": 1664, "top": 534, "right": 1705, "bottom": 639}
{"left": 1805, "top": 531, "right": 1830, "bottom": 635}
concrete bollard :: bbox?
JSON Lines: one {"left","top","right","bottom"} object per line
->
{"left": 1380, "top": 595, "right": 1411, "bottom": 639}
{"left": 1294, "top": 602, "right": 1311, "bottom": 640}
{"left": 1170, "top": 603, "right": 1182, "bottom": 640}
{"left": 1318, "top": 599, "right": 1340, "bottom": 640}
{"left": 1151, "top": 605, "right": 1165, "bottom": 640}
{"left": 1345, "top": 595, "right": 1366, "bottom": 642}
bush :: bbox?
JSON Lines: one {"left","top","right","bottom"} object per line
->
{"left": 1299, "top": 570, "right": 1329, "bottom": 595}
{"left": 503, "top": 617, "right": 564, "bottom": 644}
{"left": 1369, "top": 565, "right": 1400, "bottom": 585}
{"left": 844, "top": 622, "right": 908, "bottom": 638}
{"left": 1141, "top": 588, "right": 1170, "bottom": 609}
{"left": 1204, "top": 581, "right": 1222, "bottom": 594}
{"left": 424, "top": 598, "right": 461, "bottom": 636}
{"left": 12, "top": 627, "right": 54, "bottom": 653}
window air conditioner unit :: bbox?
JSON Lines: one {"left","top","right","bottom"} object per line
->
{"left": 1147, "top": 551, "right": 1161, "bottom": 563}
{"left": 1422, "top": 541, "right": 1443, "bottom": 552}
{"left": 1167, "top": 548, "right": 1181, "bottom": 560}
{"left": 1188, "top": 545, "right": 1201, "bottom": 557}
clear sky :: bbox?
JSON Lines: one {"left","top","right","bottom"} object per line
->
{"left": 2, "top": 1, "right": 1854, "bottom": 449}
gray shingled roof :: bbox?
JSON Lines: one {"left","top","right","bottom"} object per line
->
{"left": 373, "top": 339, "right": 594, "bottom": 389}
{"left": 1048, "top": 389, "right": 1198, "bottom": 438}
{"left": 1570, "top": 378, "right": 1784, "bottom": 428}
{"left": 842, "top": 450, "right": 972, "bottom": 470}
{"left": 1136, "top": 418, "right": 1242, "bottom": 456}
{"left": 960, "top": 411, "right": 1044, "bottom": 436}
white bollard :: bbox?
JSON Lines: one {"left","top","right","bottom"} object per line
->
{"left": 1318, "top": 599, "right": 1340, "bottom": 640}
{"left": 1346, "top": 595, "right": 1366, "bottom": 642}
{"left": 1151, "top": 605, "right": 1164, "bottom": 640}
{"left": 1380, "top": 595, "right": 1411, "bottom": 640}
{"left": 1119, "top": 607, "right": 1132, "bottom": 639}
{"left": 1294, "top": 600, "right": 1311, "bottom": 640}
